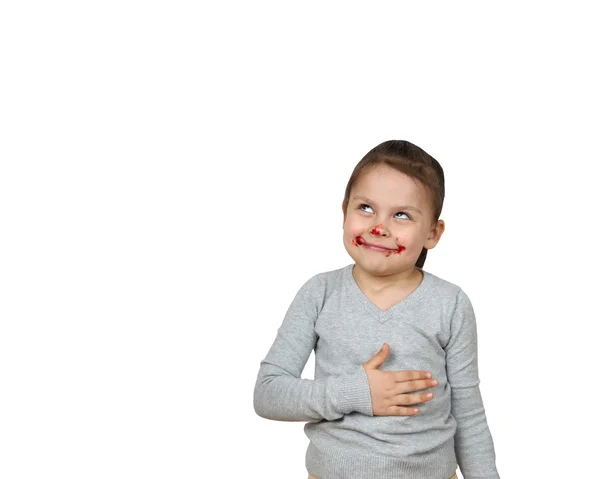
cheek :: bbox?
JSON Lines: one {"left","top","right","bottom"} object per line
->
{"left": 347, "top": 230, "right": 365, "bottom": 247}
{"left": 343, "top": 226, "right": 364, "bottom": 248}
{"left": 345, "top": 229, "right": 361, "bottom": 246}
{"left": 343, "top": 218, "right": 364, "bottom": 238}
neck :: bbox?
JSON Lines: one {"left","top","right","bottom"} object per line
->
{"left": 352, "top": 264, "right": 423, "bottom": 293}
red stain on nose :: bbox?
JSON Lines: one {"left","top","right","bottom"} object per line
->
{"left": 370, "top": 225, "right": 383, "bottom": 236}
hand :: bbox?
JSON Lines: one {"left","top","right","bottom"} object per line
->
{"left": 362, "top": 343, "right": 438, "bottom": 416}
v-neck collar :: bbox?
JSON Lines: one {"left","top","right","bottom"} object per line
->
{"left": 343, "top": 263, "right": 433, "bottom": 323}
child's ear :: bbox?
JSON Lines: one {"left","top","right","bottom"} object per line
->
{"left": 425, "top": 219, "right": 446, "bottom": 249}
{"left": 341, "top": 203, "right": 346, "bottom": 226}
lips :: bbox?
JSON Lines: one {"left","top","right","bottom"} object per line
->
{"left": 355, "top": 236, "right": 398, "bottom": 250}
{"left": 364, "top": 242, "right": 398, "bottom": 251}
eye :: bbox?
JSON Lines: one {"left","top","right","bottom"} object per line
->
{"left": 359, "top": 204, "right": 410, "bottom": 219}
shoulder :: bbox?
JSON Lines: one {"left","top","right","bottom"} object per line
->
{"left": 315, "top": 263, "right": 353, "bottom": 297}
{"left": 293, "top": 264, "right": 350, "bottom": 304}
{"left": 302, "top": 264, "right": 349, "bottom": 289}
{"left": 313, "top": 263, "right": 350, "bottom": 284}
{"left": 294, "top": 263, "right": 350, "bottom": 289}
{"left": 421, "top": 269, "right": 462, "bottom": 300}
{"left": 421, "top": 269, "right": 475, "bottom": 313}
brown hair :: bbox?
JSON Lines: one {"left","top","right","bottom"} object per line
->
{"left": 342, "top": 140, "right": 445, "bottom": 268}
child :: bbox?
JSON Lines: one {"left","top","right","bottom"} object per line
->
{"left": 253, "top": 140, "right": 500, "bottom": 479}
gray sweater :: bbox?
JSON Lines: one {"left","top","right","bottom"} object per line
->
{"left": 254, "top": 263, "right": 500, "bottom": 479}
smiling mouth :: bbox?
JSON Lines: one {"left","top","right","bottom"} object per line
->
{"left": 352, "top": 235, "right": 406, "bottom": 256}
{"left": 364, "top": 243, "right": 396, "bottom": 252}
{"left": 353, "top": 236, "right": 397, "bottom": 251}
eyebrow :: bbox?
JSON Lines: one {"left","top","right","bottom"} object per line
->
{"left": 351, "top": 195, "right": 423, "bottom": 215}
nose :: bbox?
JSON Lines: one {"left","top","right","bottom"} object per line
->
{"left": 370, "top": 223, "right": 389, "bottom": 237}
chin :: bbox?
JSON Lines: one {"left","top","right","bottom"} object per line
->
{"left": 356, "top": 259, "right": 392, "bottom": 275}
{"left": 370, "top": 264, "right": 396, "bottom": 275}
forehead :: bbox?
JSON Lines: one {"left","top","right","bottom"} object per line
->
{"left": 351, "top": 165, "right": 428, "bottom": 204}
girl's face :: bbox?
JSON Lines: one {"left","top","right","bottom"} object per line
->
{"left": 342, "top": 165, "right": 443, "bottom": 278}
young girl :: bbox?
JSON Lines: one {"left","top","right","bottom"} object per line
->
{"left": 253, "top": 140, "right": 500, "bottom": 479}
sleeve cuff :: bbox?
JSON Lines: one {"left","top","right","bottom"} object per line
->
{"left": 330, "top": 366, "right": 373, "bottom": 416}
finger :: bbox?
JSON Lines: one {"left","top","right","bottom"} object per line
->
{"left": 391, "top": 405, "right": 421, "bottom": 416}
{"left": 397, "top": 378, "right": 438, "bottom": 394}
{"left": 393, "top": 370, "right": 431, "bottom": 383}
{"left": 392, "top": 392, "right": 434, "bottom": 406}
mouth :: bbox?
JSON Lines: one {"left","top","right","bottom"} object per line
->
{"left": 353, "top": 236, "right": 399, "bottom": 252}
{"left": 363, "top": 242, "right": 398, "bottom": 252}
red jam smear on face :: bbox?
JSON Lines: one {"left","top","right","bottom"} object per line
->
{"left": 354, "top": 234, "right": 406, "bottom": 258}
{"left": 353, "top": 236, "right": 366, "bottom": 246}
{"left": 384, "top": 237, "right": 407, "bottom": 257}
{"left": 370, "top": 224, "right": 383, "bottom": 236}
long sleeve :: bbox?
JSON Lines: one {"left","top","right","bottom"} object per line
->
{"left": 253, "top": 274, "right": 373, "bottom": 422}
{"left": 445, "top": 289, "right": 500, "bottom": 479}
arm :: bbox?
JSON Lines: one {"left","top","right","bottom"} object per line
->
{"left": 253, "top": 274, "right": 373, "bottom": 422}
{"left": 446, "top": 289, "right": 500, "bottom": 479}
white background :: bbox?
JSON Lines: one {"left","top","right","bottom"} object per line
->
{"left": 1, "top": 1, "right": 599, "bottom": 478}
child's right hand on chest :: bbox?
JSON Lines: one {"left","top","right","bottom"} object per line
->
{"left": 362, "top": 343, "right": 439, "bottom": 416}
